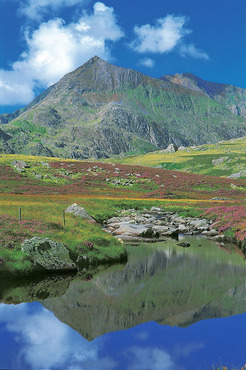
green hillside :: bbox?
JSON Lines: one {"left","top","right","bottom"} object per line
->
{"left": 104, "top": 136, "right": 246, "bottom": 179}
{"left": 0, "top": 57, "right": 246, "bottom": 159}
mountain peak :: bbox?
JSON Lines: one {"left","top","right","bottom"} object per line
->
{"left": 85, "top": 55, "right": 106, "bottom": 65}
{"left": 91, "top": 55, "right": 100, "bottom": 61}
{"left": 1, "top": 56, "right": 245, "bottom": 160}
{"left": 56, "top": 55, "right": 147, "bottom": 94}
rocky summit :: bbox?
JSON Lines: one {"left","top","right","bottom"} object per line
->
{"left": 1, "top": 56, "right": 246, "bottom": 159}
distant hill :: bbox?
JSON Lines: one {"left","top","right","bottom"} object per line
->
{"left": 0, "top": 56, "right": 246, "bottom": 159}
{"left": 104, "top": 136, "right": 246, "bottom": 179}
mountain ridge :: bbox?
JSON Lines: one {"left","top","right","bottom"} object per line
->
{"left": 0, "top": 56, "right": 246, "bottom": 159}
{"left": 162, "top": 72, "right": 246, "bottom": 117}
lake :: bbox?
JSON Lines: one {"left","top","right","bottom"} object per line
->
{"left": 0, "top": 235, "right": 245, "bottom": 369}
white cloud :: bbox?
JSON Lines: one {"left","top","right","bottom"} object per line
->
{"left": 0, "top": 70, "right": 35, "bottom": 105}
{"left": 179, "top": 43, "right": 210, "bottom": 60}
{"left": 0, "top": 303, "right": 97, "bottom": 369}
{"left": 131, "top": 15, "right": 209, "bottom": 61}
{"left": 131, "top": 15, "right": 191, "bottom": 54}
{"left": 139, "top": 58, "right": 155, "bottom": 68}
{"left": 0, "top": 2, "right": 124, "bottom": 106}
{"left": 0, "top": 303, "right": 117, "bottom": 369}
{"left": 20, "top": 0, "right": 91, "bottom": 21}
{"left": 126, "top": 347, "right": 178, "bottom": 370}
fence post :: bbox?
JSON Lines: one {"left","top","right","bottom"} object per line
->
{"left": 63, "top": 210, "right": 65, "bottom": 227}
{"left": 19, "top": 207, "right": 21, "bottom": 222}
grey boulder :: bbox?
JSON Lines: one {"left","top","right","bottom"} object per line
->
{"left": 65, "top": 203, "right": 96, "bottom": 222}
{"left": 21, "top": 237, "right": 77, "bottom": 272}
{"left": 112, "top": 223, "right": 157, "bottom": 238}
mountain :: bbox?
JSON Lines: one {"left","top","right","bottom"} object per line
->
{"left": 162, "top": 73, "right": 246, "bottom": 117}
{"left": 1, "top": 56, "right": 246, "bottom": 159}
{"left": 0, "top": 85, "right": 55, "bottom": 124}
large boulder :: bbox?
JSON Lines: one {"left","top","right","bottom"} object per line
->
{"left": 65, "top": 203, "right": 96, "bottom": 222}
{"left": 189, "top": 219, "right": 210, "bottom": 231}
{"left": 21, "top": 237, "right": 77, "bottom": 272}
{"left": 163, "top": 143, "right": 178, "bottom": 153}
{"left": 112, "top": 223, "right": 157, "bottom": 238}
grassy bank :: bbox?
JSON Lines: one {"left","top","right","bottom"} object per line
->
{"left": 0, "top": 153, "right": 245, "bottom": 275}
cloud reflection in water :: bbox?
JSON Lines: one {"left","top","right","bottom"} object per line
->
{"left": 0, "top": 302, "right": 245, "bottom": 369}
{"left": 0, "top": 303, "right": 115, "bottom": 369}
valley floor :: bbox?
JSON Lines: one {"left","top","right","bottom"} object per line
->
{"left": 0, "top": 153, "right": 245, "bottom": 276}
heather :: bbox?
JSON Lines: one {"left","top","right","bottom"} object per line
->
{"left": 0, "top": 154, "right": 245, "bottom": 199}
{"left": 203, "top": 206, "right": 246, "bottom": 245}
{"left": 0, "top": 153, "right": 245, "bottom": 275}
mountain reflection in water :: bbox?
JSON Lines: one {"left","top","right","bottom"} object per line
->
{"left": 40, "top": 236, "right": 246, "bottom": 340}
{"left": 0, "top": 236, "right": 245, "bottom": 369}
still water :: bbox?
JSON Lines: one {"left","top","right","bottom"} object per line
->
{"left": 0, "top": 236, "right": 245, "bottom": 370}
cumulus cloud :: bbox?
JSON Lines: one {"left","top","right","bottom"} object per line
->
{"left": 0, "top": 303, "right": 97, "bottom": 369}
{"left": 19, "top": 0, "right": 91, "bottom": 21}
{"left": 179, "top": 44, "right": 210, "bottom": 60}
{"left": 0, "top": 2, "right": 124, "bottom": 106}
{"left": 0, "top": 71, "right": 34, "bottom": 105}
{"left": 131, "top": 15, "right": 209, "bottom": 61}
{"left": 139, "top": 58, "right": 155, "bottom": 68}
{"left": 131, "top": 15, "right": 191, "bottom": 54}
{"left": 0, "top": 303, "right": 117, "bottom": 369}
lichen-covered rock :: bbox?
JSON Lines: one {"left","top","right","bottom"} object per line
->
{"left": 65, "top": 203, "right": 96, "bottom": 222}
{"left": 21, "top": 237, "right": 77, "bottom": 271}
{"left": 11, "top": 160, "right": 28, "bottom": 168}
{"left": 11, "top": 160, "right": 30, "bottom": 172}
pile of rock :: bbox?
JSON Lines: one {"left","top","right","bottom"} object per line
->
{"left": 110, "top": 178, "right": 134, "bottom": 186}
{"left": 103, "top": 207, "right": 225, "bottom": 243}
{"left": 11, "top": 160, "right": 30, "bottom": 172}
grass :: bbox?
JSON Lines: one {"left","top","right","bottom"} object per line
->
{"left": 12, "top": 119, "right": 47, "bottom": 134}
{"left": 103, "top": 136, "right": 246, "bottom": 179}
{"left": 0, "top": 195, "right": 127, "bottom": 274}
{"left": 0, "top": 152, "right": 245, "bottom": 275}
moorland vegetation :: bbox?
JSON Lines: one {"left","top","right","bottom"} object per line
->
{"left": 0, "top": 150, "right": 245, "bottom": 276}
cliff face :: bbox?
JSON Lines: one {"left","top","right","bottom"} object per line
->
{"left": 162, "top": 73, "right": 246, "bottom": 118}
{"left": 1, "top": 56, "right": 246, "bottom": 159}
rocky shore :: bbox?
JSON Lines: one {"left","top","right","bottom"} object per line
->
{"left": 103, "top": 207, "right": 228, "bottom": 244}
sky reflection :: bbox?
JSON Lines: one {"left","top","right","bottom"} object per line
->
{"left": 0, "top": 302, "right": 110, "bottom": 369}
{"left": 0, "top": 302, "right": 245, "bottom": 370}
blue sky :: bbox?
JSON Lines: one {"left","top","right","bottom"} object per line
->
{"left": 0, "top": 302, "right": 246, "bottom": 369}
{"left": 0, "top": 0, "right": 245, "bottom": 114}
